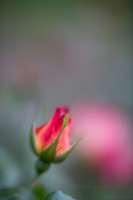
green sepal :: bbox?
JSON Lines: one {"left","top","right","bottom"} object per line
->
{"left": 63, "top": 113, "right": 69, "bottom": 128}
{"left": 39, "top": 114, "right": 69, "bottom": 162}
{"left": 30, "top": 123, "right": 38, "bottom": 156}
{"left": 53, "top": 138, "right": 82, "bottom": 163}
{"left": 39, "top": 128, "right": 63, "bottom": 162}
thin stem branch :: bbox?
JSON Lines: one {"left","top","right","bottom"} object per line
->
{"left": 31, "top": 175, "right": 39, "bottom": 188}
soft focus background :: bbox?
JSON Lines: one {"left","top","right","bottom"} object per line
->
{"left": 0, "top": 0, "right": 133, "bottom": 199}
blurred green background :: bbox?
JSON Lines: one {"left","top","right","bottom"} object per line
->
{"left": 0, "top": 0, "right": 133, "bottom": 199}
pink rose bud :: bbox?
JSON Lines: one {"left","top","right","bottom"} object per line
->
{"left": 30, "top": 106, "right": 80, "bottom": 164}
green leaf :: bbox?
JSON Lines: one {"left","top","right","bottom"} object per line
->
{"left": 45, "top": 191, "right": 75, "bottom": 200}
{"left": 32, "top": 185, "right": 46, "bottom": 200}
{"left": 30, "top": 123, "right": 38, "bottom": 156}
{"left": 53, "top": 138, "right": 82, "bottom": 163}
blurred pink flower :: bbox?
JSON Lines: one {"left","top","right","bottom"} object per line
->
{"left": 71, "top": 101, "right": 133, "bottom": 184}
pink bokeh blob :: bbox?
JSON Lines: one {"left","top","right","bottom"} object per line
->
{"left": 71, "top": 101, "right": 133, "bottom": 184}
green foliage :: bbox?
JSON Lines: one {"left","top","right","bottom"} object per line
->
{"left": 45, "top": 191, "right": 75, "bottom": 200}
{"left": 0, "top": 188, "right": 37, "bottom": 200}
{"left": 0, "top": 186, "right": 46, "bottom": 200}
{"left": 32, "top": 185, "right": 46, "bottom": 200}
{"left": 0, "top": 188, "right": 76, "bottom": 200}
